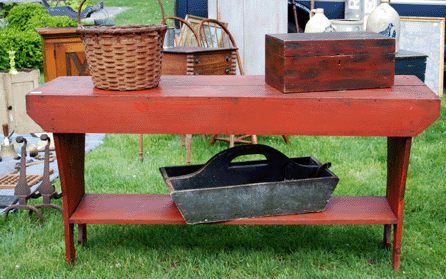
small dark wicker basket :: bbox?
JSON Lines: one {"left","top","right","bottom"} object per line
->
{"left": 76, "top": 0, "right": 167, "bottom": 91}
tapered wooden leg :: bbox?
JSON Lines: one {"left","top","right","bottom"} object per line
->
{"left": 186, "top": 134, "right": 192, "bottom": 165}
{"left": 251, "top": 135, "right": 258, "bottom": 144}
{"left": 282, "top": 135, "right": 290, "bottom": 145}
{"left": 392, "top": 223, "right": 403, "bottom": 272}
{"left": 78, "top": 224, "right": 87, "bottom": 245}
{"left": 386, "top": 137, "right": 412, "bottom": 272}
{"left": 138, "top": 134, "right": 144, "bottom": 161}
{"left": 229, "top": 135, "right": 235, "bottom": 148}
{"left": 181, "top": 134, "right": 186, "bottom": 147}
{"left": 210, "top": 134, "right": 217, "bottom": 146}
{"left": 65, "top": 223, "right": 75, "bottom": 265}
{"left": 54, "top": 133, "right": 86, "bottom": 266}
{"left": 383, "top": 224, "right": 392, "bottom": 248}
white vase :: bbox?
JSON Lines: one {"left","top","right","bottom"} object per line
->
{"left": 366, "top": 0, "right": 400, "bottom": 52}
{"left": 304, "top": 8, "right": 334, "bottom": 33}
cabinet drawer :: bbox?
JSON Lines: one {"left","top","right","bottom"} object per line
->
{"left": 191, "top": 51, "right": 236, "bottom": 75}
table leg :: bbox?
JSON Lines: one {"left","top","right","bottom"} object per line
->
{"left": 54, "top": 133, "right": 86, "bottom": 265}
{"left": 383, "top": 224, "right": 392, "bottom": 248}
{"left": 386, "top": 137, "right": 412, "bottom": 272}
{"left": 78, "top": 224, "right": 87, "bottom": 245}
{"left": 65, "top": 223, "right": 75, "bottom": 265}
{"left": 138, "top": 134, "right": 144, "bottom": 161}
{"left": 186, "top": 134, "right": 192, "bottom": 165}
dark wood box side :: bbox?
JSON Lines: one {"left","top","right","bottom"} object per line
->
{"left": 282, "top": 52, "right": 395, "bottom": 93}
{"left": 265, "top": 35, "right": 286, "bottom": 92}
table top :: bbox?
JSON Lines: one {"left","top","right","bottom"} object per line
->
{"left": 395, "top": 49, "right": 428, "bottom": 59}
{"left": 26, "top": 75, "right": 440, "bottom": 137}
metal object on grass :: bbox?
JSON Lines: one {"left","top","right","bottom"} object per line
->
{"left": 28, "top": 134, "right": 63, "bottom": 216}
{"left": 4, "top": 137, "right": 43, "bottom": 227}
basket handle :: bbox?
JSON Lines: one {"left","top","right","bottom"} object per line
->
{"left": 77, "top": 0, "right": 166, "bottom": 26}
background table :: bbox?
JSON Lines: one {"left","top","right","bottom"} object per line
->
{"left": 395, "top": 49, "right": 428, "bottom": 82}
{"left": 26, "top": 75, "right": 440, "bottom": 272}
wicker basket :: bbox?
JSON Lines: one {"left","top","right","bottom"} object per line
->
{"left": 76, "top": 0, "right": 167, "bottom": 91}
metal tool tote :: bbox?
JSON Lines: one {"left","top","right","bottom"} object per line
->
{"left": 160, "top": 144, "right": 339, "bottom": 224}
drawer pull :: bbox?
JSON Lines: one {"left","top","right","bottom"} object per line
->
{"left": 195, "top": 59, "right": 200, "bottom": 64}
{"left": 225, "top": 69, "right": 231, "bottom": 74}
{"left": 226, "top": 56, "right": 231, "bottom": 61}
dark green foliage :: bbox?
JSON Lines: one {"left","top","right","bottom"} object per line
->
{"left": 0, "top": 3, "right": 18, "bottom": 18}
{"left": 0, "top": 3, "right": 77, "bottom": 70}
{"left": 0, "top": 28, "right": 42, "bottom": 70}
{"left": 5, "top": 3, "right": 48, "bottom": 31}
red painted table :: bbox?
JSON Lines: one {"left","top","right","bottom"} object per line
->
{"left": 26, "top": 75, "right": 441, "bottom": 272}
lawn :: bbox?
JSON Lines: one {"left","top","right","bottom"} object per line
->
{"left": 1, "top": 1, "right": 446, "bottom": 278}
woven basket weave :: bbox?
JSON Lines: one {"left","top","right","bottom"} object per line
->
{"left": 76, "top": 0, "right": 167, "bottom": 91}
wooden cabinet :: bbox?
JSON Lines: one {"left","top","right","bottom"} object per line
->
{"left": 395, "top": 49, "right": 427, "bottom": 82}
{"left": 0, "top": 69, "right": 42, "bottom": 134}
{"left": 36, "top": 27, "right": 89, "bottom": 83}
{"left": 162, "top": 46, "right": 237, "bottom": 75}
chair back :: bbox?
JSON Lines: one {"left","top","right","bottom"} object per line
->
{"left": 163, "top": 16, "right": 201, "bottom": 47}
{"left": 197, "top": 18, "right": 244, "bottom": 75}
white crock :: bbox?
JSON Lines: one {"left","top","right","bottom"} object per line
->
{"left": 366, "top": 0, "right": 400, "bottom": 52}
{"left": 304, "top": 8, "right": 334, "bottom": 33}
{"left": 331, "top": 19, "right": 364, "bottom": 32}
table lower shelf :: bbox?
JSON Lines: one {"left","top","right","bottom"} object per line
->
{"left": 69, "top": 194, "right": 398, "bottom": 225}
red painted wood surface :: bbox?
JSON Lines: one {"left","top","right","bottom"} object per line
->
{"left": 24, "top": 75, "right": 441, "bottom": 270}
{"left": 53, "top": 133, "right": 85, "bottom": 263}
{"left": 69, "top": 194, "right": 397, "bottom": 225}
{"left": 386, "top": 137, "right": 412, "bottom": 272}
{"left": 26, "top": 75, "right": 440, "bottom": 137}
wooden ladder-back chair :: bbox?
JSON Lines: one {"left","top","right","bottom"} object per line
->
{"left": 164, "top": 16, "right": 201, "bottom": 47}
{"left": 138, "top": 16, "right": 202, "bottom": 164}
{"left": 197, "top": 18, "right": 290, "bottom": 147}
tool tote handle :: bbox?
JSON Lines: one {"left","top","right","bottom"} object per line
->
{"left": 167, "top": 144, "right": 332, "bottom": 191}
{"left": 77, "top": 0, "right": 166, "bottom": 26}
{"left": 203, "top": 144, "right": 292, "bottom": 173}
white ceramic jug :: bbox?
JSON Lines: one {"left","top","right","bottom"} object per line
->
{"left": 304, "top": 8, "right": 334, "bottom": 33}
{"left": 331, "top": 19, "right": 364, "bottom": 32}
{"left": 366, "top": 0, "right": 400, "bottom": 52}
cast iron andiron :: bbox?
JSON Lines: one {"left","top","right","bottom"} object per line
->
{"left": 4, "top": 137, "right": 43, "bottom": 227}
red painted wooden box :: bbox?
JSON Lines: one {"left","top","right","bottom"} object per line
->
{"left": 265, "top": 32, "right": 395, "bottom": 93}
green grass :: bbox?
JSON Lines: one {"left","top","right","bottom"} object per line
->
{"left": 2, "top": 1, "right": 445, "bottom": 277}
{"left": 98, "top": 0, "right": 175, "bottom": 25}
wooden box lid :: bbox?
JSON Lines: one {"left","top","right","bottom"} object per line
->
{"left": 266, "top": 32, "right": 395, "bottom": 57}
